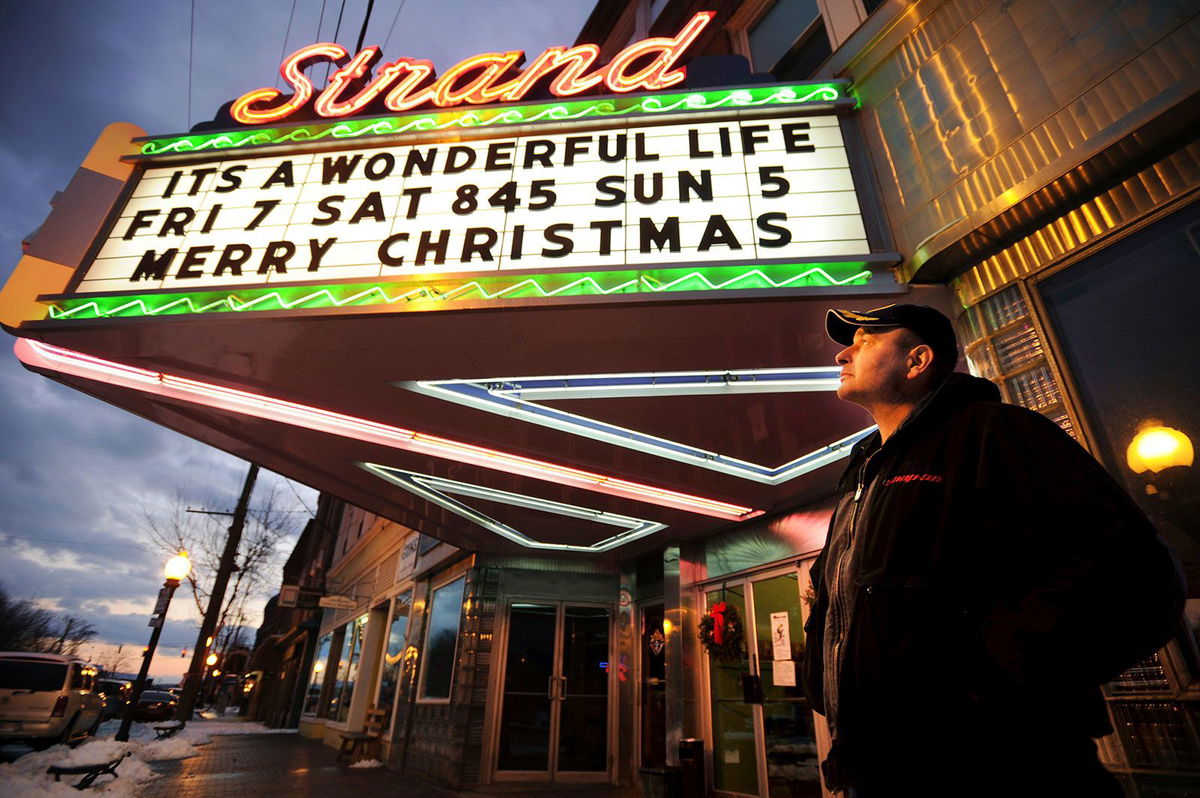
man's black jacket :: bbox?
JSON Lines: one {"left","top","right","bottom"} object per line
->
{"left": 802, "top": 373, "right": 1185, "bottom": 789}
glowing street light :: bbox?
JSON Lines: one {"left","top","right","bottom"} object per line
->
{"left": 116, "top": 552, "right": 190, "bottom": 741}
{"left": 164, "top": 553, "right": 192, "bottom": 581}
{"left": 1127, "top": 420, "right": 1194, "bottom": 474}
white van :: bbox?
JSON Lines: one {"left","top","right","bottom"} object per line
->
{"left": 0, "top": 652, "right": 106, "bottom": 747}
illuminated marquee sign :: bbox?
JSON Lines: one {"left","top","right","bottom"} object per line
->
{"left": 231, "top": 12, "right": 714, "bottom": 124}
{"left": 76, "top": 115, "right": 869, "bottom": 294}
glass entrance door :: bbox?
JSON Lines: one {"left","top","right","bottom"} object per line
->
{"left": 708, "top": 583, "right": 759, "bottom": 795}
{"left": 752, "top": 573, "right": 819, "bottom": 798}
{"left": 707, "top": 568, "right": 820, "bottom": 798}
{"left": 640, "top": 604, "right": 667, "bottom": 768}
{"left": 495, "top": 602, "right": 612, "bottom": 782}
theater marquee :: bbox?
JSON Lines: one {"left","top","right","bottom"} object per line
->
{"left": 80, "top": 115, "right": 864, "bottom": 293}
{"left": 17, "top": 14, "right": 894, "bottom": 324}
{"left": 0, "top": 12, "right": 914, "bottom": 557}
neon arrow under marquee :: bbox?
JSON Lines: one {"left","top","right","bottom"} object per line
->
{"left": 231, "top": 11, "right": 715, "bottom": 124}
{"left": 12, "top": 338, "right": 757, "bottom": 521}
{"left": 362, "top": 463, "right": 667, "bottom": 553}
{"left": 403, "top": 370, "right": 876, "bottom": 485}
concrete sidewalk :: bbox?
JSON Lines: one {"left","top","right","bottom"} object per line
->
{"left": 141, "top": 733, "right": 640, "bottom": 798}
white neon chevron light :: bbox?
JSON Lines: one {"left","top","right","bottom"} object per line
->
{"left": 401, "top": 369, "right": 875, "bottom": 484}
{"left": 362, "top": 463, "right": 667, "bottom": 553}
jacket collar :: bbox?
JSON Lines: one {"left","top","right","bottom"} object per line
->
{"left": 848, "top": 372, "right": 1001, "bottom": 460}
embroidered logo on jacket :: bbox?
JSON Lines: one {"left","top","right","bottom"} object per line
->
{"left": 883, "top": 473, "right": 944, "bottom": 486}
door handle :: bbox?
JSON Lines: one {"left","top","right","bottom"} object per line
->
{"left": 548, "top": 676, "right": 556, "bottom": 700}
{"left": 559, "top": 676, "right": 567, "bottom": 699}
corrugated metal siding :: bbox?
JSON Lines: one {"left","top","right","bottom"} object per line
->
{"left": 951, "top": 139, "right": 1200, "bottom": 305}
{"left": 844, "top": 0, "right": 1199, "bottom": 279}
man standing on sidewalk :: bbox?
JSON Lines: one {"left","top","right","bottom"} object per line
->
{"left": 802, "top": 304, "right": 1184, "bottom": 796}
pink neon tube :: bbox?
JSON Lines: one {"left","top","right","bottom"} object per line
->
{"left": 14, "top": 339, "right": 759, "bottom": 521}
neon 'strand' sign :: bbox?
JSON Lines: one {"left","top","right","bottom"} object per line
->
{"left": 231, "top": 11, "right": 715, "bottom": 125}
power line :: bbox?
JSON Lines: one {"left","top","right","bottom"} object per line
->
{"left": 382, "top": 0, "right": 409, "bottom": 55}
{"left": 315, "top": 0, "right": 330, "bottom": 81}
{"left": 327, "top": 0, "right": 348, "bottom": 81}
{"left": 331, "top": 0, "right": 348, "bottom": 45}
{"left": 187, "top": 0, "right": 195, "bottom": 129}
{"left": 0, "top": 534, "right": 157, "bottom": 554}
{"left": 275, "top": 0, "right": 300, "bottom": 90}
{"left": 185, "top": 507, "right": 313, "bottom": 514}
{"left": 316, "top": 1, "right": 329, "bottom": 47}
{"left": 354, "top": 0, "right": 376, "bottom": 53}
{"left": 282, "top": 477, "right": 317, "bottom": 518}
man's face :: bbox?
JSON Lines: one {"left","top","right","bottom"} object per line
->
{"left": 834, "top": 327, "right": 914, "bottom": 406}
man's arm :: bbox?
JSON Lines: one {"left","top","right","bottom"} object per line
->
{"left": 973, "top": 406, "right": 1185, "bottom": 687}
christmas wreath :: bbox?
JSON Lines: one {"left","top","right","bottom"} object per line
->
{"left": 698, "top": 601, "right": 746, "bottom": 661}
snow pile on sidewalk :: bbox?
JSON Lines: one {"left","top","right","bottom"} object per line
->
{"left": 349, "top": 758, "right": 384, "bottom": 769}
{"left": 182, "top": 718, "right": 298, "bottom": 741}
{"left": 94, "top": 716, "right": 296, "bottom": 746}
{"left": 0, "top": 716, "right": 301, "bottom": 794}
{"left": 0, "top": 739, "right": 154, "bottom": 797}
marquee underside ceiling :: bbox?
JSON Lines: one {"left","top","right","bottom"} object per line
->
{"left": 14, "top": 290, "right": 957, "bottom": 558}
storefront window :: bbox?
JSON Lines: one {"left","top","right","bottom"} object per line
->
{"left": 748, "top": 0, "right": 830, "bottom": 79}
{"left": 331, "top": 615, "right": 367, "bottom": 722}
{"left": 322, "top": 629, "right": 345, "bottom": 719}
{"left": 376, "top": 591, "right": 412, "bottom": 727}
{"left": 1039, "top": 202, "right": 1200, "bottom": 604}
{"left": 419, "top": 576, "right": 466, "bottom": 700}
{"left": 303, "top": 634, "right": 332, "bottom": 715}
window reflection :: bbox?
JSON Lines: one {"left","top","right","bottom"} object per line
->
{"left": 376, "top": 592, "right": 411, "bottom": 727}
{"left": 420, "top": 577, "right": 466, "bottom": 700}
{"left": 1040, "top": 202, "right": 1200, "bottom": 590}
{"left": 304, "top": 634, "right": 331, "bottom": 715}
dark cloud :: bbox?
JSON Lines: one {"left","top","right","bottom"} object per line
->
{"left": 0, "top": 0, "right": 595, "bottom": 677}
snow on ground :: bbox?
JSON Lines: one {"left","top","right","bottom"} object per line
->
{"left": 0, "top": 716, "right": 296, "bottom": 794}
{"left": 349, "top": 758, "right": 384, "bottom": 769}
{"left": 182, "top": 716, "right": 298, "bottom": 739}
{"left": 0, "top": 741, "right": 152, "bottom": 797}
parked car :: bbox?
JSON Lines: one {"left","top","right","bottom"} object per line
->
{"left": 96, "top": 678, "right": 132, "bottom": 721}
{"left": 133, "top": 690, "right": 178, "bottom": 721}
{"left": 0, "top": 652, "right": 105, "bottom": 748}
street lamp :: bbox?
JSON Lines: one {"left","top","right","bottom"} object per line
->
{"left": 116, "top": 552, "right": 190, "bottom": 741}
{"left": 203, "top": 652, "right": 220, "bottom": 705}
{"left": 1127, "top": 419, "right": 1194, "bottom": 474}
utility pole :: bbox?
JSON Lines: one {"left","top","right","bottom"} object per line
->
{"left": 175, "top": 463, "right": 259, "bottom": 721}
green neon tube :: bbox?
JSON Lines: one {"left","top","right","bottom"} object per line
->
{"left": 137, "top": 82, "right": 851, "bottom": 157}
{"left": 46, "top": 262, "right": 872, "bottom": 321}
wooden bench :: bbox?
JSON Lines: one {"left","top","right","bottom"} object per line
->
{"left": 337, "top": 707, "right": 388, "bottom": 764}
{"left": 153, "top": 720, "right": 184, "bottom": 739}
{"left": 46, "top": 752, "right": 130, "bottom": 789}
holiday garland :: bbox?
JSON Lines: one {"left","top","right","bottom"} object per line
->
{"left": 698, "top": 601, "right": 746, "bottom": 661}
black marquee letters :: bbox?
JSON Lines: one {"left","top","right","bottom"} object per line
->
{"left": 116, "top": 118, "right": 837, "bottom": 287}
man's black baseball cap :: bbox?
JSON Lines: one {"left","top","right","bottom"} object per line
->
{"left": 826, "top": 303, "right": 959, "bottom": 369}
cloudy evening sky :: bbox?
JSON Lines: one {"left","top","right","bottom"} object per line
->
{"left": 0, "top": 0, "right": 596, "bottom": 680}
